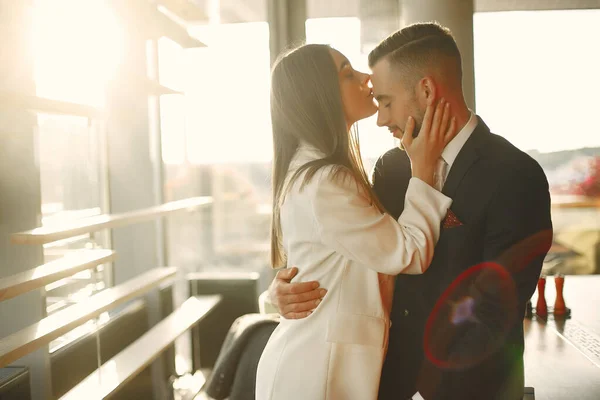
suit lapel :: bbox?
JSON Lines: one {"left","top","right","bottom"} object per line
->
{"left": 441, "top": 117, "right": 489, "bottom": 199}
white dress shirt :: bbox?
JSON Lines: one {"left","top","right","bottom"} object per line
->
{"left": 437, "top": 111, "right": 478, "bottom": 187}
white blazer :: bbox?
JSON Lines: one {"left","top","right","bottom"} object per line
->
{"left": 256, "top": 146, "right": 452, "bottom": 400}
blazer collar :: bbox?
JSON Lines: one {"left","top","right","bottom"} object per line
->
{"left": 442, "top": 116, "right": 489, "bottom": 198}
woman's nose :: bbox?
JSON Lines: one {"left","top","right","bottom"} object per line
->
{"left": 361, "top": 73, "right": 371, "bottom": 86}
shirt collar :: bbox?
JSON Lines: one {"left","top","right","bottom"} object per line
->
{"left": 441, "top": 110, "right": 477, "bottom": 168}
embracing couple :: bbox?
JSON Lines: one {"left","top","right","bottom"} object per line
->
{"left": 256, "top": 22, "right": 553, "bottom": 400}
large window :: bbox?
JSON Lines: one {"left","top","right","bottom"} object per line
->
{"left": 160, "top": 7, "right": 600, "bottom": 279}
{"left": 32, "top": 0, "right": 123, "bottom": 108}
{"left": 32, "top": 0, "right": 119, "bottom": 348}
{"left": 474, "top": 10, "right": 600, "bottom": 275}
{"left": 159, "top": 17, "right": 273, "bottom": 282}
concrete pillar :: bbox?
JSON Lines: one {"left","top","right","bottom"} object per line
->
{"left": 400, "top": 0, "right": 476, "bottom": 110}
{"left": 106, "top": 3, "right": 166, "bottom": 399}
{"left": 267, "top": 0, "right": 307, "bottom": 65}
{"left": 105, "top": 3, "right": 159, "bottom": 288}
{"left": 359, "top": 0, "right": 400, "bottom": 52}
{"left": 0, "top": 1, "right": 52, "bottom": 399}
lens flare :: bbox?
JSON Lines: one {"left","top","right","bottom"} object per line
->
{"left": 423, "top": 229, "right": 552, "bottom": 370}
{"left": 423, "top": 261, "right": 517, "bottom": 370}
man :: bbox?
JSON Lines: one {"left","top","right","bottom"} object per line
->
{"left": 268, "top": 22, "right": 552, "bottom": 399}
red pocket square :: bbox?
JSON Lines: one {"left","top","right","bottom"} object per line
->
{"left": 443, "top": 209, "right": 464, "bottom": 229}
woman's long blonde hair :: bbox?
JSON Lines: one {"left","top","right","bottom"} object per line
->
{"left": 270, "top": 44, "right": 384, "bottom": 268}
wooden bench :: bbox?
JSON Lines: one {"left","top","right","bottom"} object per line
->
{"left": 0, "top": 92, "right": 105, "bottom": 118}
{"left": 0, "top": 249, "right": 115, "bottom": 302}
{"left": 60, "top": 295, "right": 221, "bottom": 399}
{"left": 3, "top": 195, "right": 216, "bottom": 397}
{"left": 0, "top": 267, "right": 176, "bottom": 368}
{"left": 11, "top": 196, "right": 213, "bottom": 245}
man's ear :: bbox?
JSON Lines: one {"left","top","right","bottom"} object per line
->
{"left": 416, "top": 76, "right": 437, "bottom": 107}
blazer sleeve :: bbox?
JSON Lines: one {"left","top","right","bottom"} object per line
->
{"left": 312, "top": 168, "right": 452, "bottom": 275}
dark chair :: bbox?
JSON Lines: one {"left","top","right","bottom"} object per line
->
{"left": 0, "top": 367, "right": 30, "bottom": 400}
{"left": 203, "top": 313, "right": 279, "bottom": 400}
{"left": 523, "top": 387, "right": 535, "bottom": 400}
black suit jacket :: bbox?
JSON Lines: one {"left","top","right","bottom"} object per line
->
{"left": 374, "top": 117, "right": 552, "bottom": 400}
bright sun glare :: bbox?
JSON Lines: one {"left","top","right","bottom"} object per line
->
{"left": 32, "top": 0, "right": 124, "bottom": 108}
{"left": 30, "top": 5, "right": 600, "bottom": 163}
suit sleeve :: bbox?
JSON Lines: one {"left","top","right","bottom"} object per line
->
{"left": 436, "top": 162, "right": 552, "bottom": 368}
{"left": 312, "top": 168, "right": 452, "bottom": 275}
{"left": 371, "top": 154, "right": 386, "bottom": 198}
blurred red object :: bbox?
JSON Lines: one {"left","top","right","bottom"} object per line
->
{"left": 573, "top": 156, "right": 600, "bottom": 197}
{"left": 552, "top": 156, "right": 600, "bottom": 197}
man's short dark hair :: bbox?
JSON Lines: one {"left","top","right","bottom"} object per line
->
{"left": 368, "top": 22, "right": 462, "bottom": 89}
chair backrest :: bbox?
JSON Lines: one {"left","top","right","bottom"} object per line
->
{"left": 188, "top": 272, "right": 261, "bottom": 369}
{"left": 228, "top": 322, "right": 278, "bottom": 400}
{"left": 204, "top": 313, "right": 278, "bottom": 400}
{"left": 523, "top": 386, "right": 535, "bottom": 400}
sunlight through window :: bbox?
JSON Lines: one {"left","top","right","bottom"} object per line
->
{"left": 474, "top": 10, "right": 600, "bottom": 153}
{"left": 32, "top": 0, "right": 124, "bottom": 107}
{"left": 184, "top": 22, "right": 272, "bottom": 164}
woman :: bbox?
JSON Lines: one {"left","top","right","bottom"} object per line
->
{"left": 256, "top": 44, "right": 456, "bottom": 400}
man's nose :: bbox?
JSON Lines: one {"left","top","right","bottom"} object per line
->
{"left": 376, "top": 110, "right": 387, "bottom": 127}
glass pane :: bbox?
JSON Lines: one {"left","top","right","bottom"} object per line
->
{"left": 474, "top": 10, "right": 600, "bottom": 275}
{"left": 36, "top": 113, "right": 111, "bottom": 355}
{"left": 38, "top": 115, "right": 103, "bottom": 218}
{"left": 31, "top": 0, "right": 117, "bottom": 349}
{"left": 37, "top": 114, "right": 111, "bottom": 314}
{"left": 185, "top": 22, "right": 272, "bottom": 164}
{"left": 160, "top": 17, "right": 272, "bottom": 279}
{"left": 32, "top": 0, "right": 124, "bottom": 107}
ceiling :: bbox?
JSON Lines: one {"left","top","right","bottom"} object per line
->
{"left": 186, "top": 0, "right": 600, "bottom": 24}
{"left": 179, "top": 0, "right": 599, "bottom": 54}
{"left": 476, "top": 0, "right": 600, "bottom": 12}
